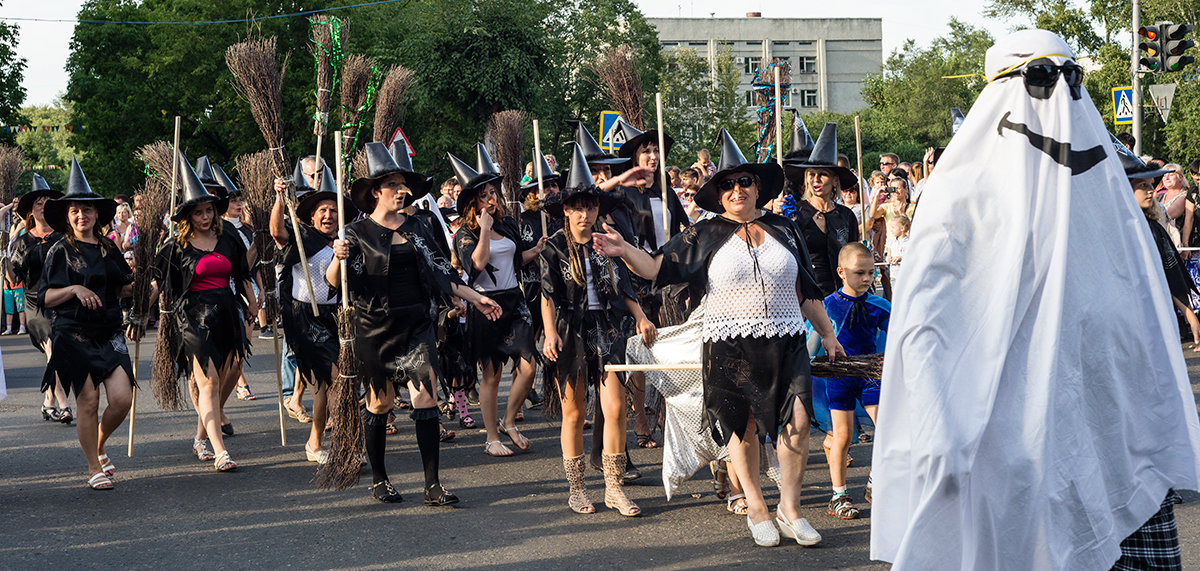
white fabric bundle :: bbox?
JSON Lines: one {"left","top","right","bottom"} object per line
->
{"left": 870, "top": 29, "right": 1200, "bottom": 570}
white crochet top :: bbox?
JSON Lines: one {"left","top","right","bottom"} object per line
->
{"left": 702, "top": 231, "right": 804, "bottom": 342}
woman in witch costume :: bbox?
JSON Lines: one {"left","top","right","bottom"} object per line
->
{"left": 328, "top": 142, "right": 501, "bottom": 504}
{"left": 151, "top": 152, "right": 254, "bottom": 472}
{"left": 39, "top": 159, "right": 135, "bottom": 490}
{"left": 449, "top": 144, "right": 546, "bottom": 458}
{"left": 540, "top": 144, "right": 656, "bottom": 516}
{"left": 9, "top": 174, "right": 70, "bottom": 422}
{"left": 270, "top": 159, "right": 346, "bottom": 464}
{"left": 594, "top": 130, "right": 846, "bottom": 547}
{"left": 783, "top": 123, "right": 861, "bottom": 296}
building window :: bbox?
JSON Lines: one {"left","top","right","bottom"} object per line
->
{"left": 744, "top": 56, "right": 761, "bottom": 75}
{"left": 797, "top": 56, "right": 817, "bottom": 74}
{"left": 662, "top": 42, "right": 678, "bottom": 47}
{"left": 746, "top": 40, "right": 761, "bottom": 46}
{"left": 688, "top": 41, "right": 706, "bottom": 46}
{"left": 799, "top": 89, "right": 818, "bottom": 107}
{"left": 773, "top": 41, "right": 789, "bottom": 46}
{"left": 794, "top": 41, "right": 813, "bottom": 46}
{"left": 745, "top": 90, "right": 756, "bottom": 106}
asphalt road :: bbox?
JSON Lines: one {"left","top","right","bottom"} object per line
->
{"left": 1, "top": 331, "right": 1197, "bottom": 570}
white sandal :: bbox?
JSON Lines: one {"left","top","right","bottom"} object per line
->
{"left": 98, "top": 454, "right": 115, "bottom": 477}
{"left": 214, "top": 450, "right": 238, "bottom": 472}
{"left": 776, "top": 511, "right": 822, "bottom": 546}
{"left": 483, "top": 440, "right": 514, "bottom": 457}
{"left": 87, "top": 472, "right": 113, "bottom": 490}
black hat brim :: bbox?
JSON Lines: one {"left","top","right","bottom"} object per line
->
{"left": 520, "top": 174, "right": 563, "bottom": 197}
{"left": 1126, "top": 166, "right": 1173, "bottom": 181}
{"left": 617, "top": 131, "right": 675, "bottom": 160}
{"left": 782, "top": 161, "right": 858, "bottom": 192}
{"left": 297, "top": 190, "right": 359, "bottom": 226}
{"left": 17, "top": 189, "right": 63, "bottom": 219}
{"left": 44, "top": 196, "right": 118, "bottom": 234}
{"left": 350, "top": 170, "right": 433, "bottom": 214}
{"left": 695, "top": 163, "right": 785, "bottom": 215}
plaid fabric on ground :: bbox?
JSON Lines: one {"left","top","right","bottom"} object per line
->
{"left": 1111, "top": 489, "right": 1184, "bottom": 571}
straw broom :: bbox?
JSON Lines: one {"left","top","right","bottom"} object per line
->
{"left": 236, "top": 149, "right": 288, "bottom": 446}
{"left": 372, "top": 65, "right": 415, "bottom": 144}
{"left": 144, "top": 146, "right": 187, "bottom": 411}
{"left": 318, "top": 135, "right": 363, "bottom": 490}
{"left": 226, "top": 35, "right": 320, "bottom": 318}
{"left": 125, "top": 173, "right": 170, "bottom": 452}
{"left": 486, "top": 110, "right": 525, "bottom": 226}
{"left": 338, "top": 54, "right": 378, "bottom": 156}
{"left": 309, "top": 14, "right": 346, "bottom": 189}
{"left": 589, "top": 45, "right": 645, "bottom": 129}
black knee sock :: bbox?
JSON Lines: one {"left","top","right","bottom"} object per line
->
{"left": 412, "top": 407, "right": 440, "bottom": 489}
{"left": 363, "top": 410, "right": 389, "bottom": 485}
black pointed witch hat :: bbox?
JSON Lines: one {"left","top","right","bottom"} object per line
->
{"left": 784, "top": 111, "right": 815, "bottom": 161}
{"left": 387, "top": 138, "right": 432, "bottom": 200}
{"left": 475, "top": 142, "right": 502, "bottom": 180}
{"left": 782, "top": 122, "right": 857, "bottom": 191}
{"left": 17, "top": 173, "right": 62, "bottom": 218}
{"left": 520, "top": 153, "right": 562, "bottom": 196}
{"left": 171, "top": 150, "right": 227, "bottom": 222}
{"left": 211, "top": 163, "right": 242, "bottom": 198}
{"left": 297, "top": 154, "right": 357, "bottom": 223}
{"left": 613, "top": 117, "right": 674, "bottom": 161}
{"left": 568, "top": 120, "right": 628, "bottom": 166}
{"left": 694, "top": 130, "right": 784, "bottom": 215}
{"left": 1111, "top": 132, "right": 1171, "bottom": 181}
{"left": 448, "top": 145, "right": 503, "bottom": 216}
{"left": 349, "top": 143, "right": 418, "bottom": 213}
{"left": 44, "top": 157, "right": 118, "bottom": 232}
{"left": 194, "top": 156, "right": 223, "bottom": 189}
{"left": 543, "top": 143, "right": 619, "bottom": 219}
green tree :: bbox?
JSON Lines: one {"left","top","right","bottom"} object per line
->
{"left": 707, "top": 47, "right": 755, "bottom": 159}
{"left": 660, "top": 48, "right": 709, "bottom": 160}
{"left": 984, "top": 0, "right": 1104, "bottom": 54}
{"left": 15, "top": 98, "right": 78, "bottom": 189}
{"left": 0, "top": 0, "right": 26, "bottom": 146}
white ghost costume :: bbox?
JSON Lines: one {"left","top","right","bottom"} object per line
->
{"left": 869, "top": 30, "right": 1200, "bottom": 570}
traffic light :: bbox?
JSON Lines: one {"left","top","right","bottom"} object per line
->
{"left": 1162, "top": 23, "right": 1195, "bottom": 72}
{"left": 1139, "top": 25, "right": 1162, "bottom": 73}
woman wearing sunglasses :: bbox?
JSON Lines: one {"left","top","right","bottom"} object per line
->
{"left": 594, "top": 130, "right": 845, "bottom": 548}
{"left": 783, "top": 123, "right": 861, "bottom": 296}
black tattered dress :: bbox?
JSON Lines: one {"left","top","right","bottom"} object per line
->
{"left": 610, "top": 184, "right": 690, "bottom": 325}
{"left": 11, "top": 229, "right": 63, "bottom": 351}
{"left": 539, "top": 230, "right": 637, "bottom": 393}
{"left": 1146, "top": 218, "right": 1197, "bottom": 301}
{"left": 152, "top": 232, "right": 251, "bottom": 381}
{"left": 792, "top": 201, "right": 861, "bottom": 296}
{"left": 653, "top": 213, "right": 825, "bottom": 445}
{"left": 454, "top": 216, "right": 537, "bottom": 371}
{"left": 39, "top": 239, "right": 134, "bottom": 395}
{"left": 341, "top": 215, "right": 460, "bottom": 396}
{"left": 279, "top": 224, "right": 340, "bottom": 390}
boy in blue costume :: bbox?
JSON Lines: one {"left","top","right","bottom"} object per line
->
{"left": 811, "top": 242, "right": 889, "bottom": 520}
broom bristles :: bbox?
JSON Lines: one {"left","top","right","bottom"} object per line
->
{"left": 350, "top": 149, "right": 368, "bottom": 180}
{"left": 309, "top": 14, "right": 345, "bottom": 136}
{"left": 486, "top": 110, "right": 525, "bottom": 224}
{"left": 372, "top": 65, "right": 415, "bottom": 143}
{"left": 234, "top": 149, "right": 279, "bottom": 324}
{"left": 810, "top": 353, "right": 884, "bottom": 380}
{"left": 128, "top": 179, "right": 169, "bottom": 340}
{"left": 226, "top": 36, "right": 291, "bottom": 176}
{"left": 589, "top": 45, "right": 645, "bottom": 130}
{"left": 150, "top": 301, "right": 185, "bottom": 410}
{"left": 338, "top": 54, "right": 376, "bottom": 154}
{"left": 317, "top": 306, "right": 365, "bottom": 490}
{"left": 0, "top": 145, "right": 25, "bottom": 205}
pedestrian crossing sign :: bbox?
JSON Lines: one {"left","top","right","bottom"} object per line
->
{"left": 1113, "top": 86, "right": 1134, "bottom": 126}
{"left": 600, "top": 111, "right": 624, "bottom": 153}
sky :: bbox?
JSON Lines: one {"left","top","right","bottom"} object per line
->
{"left": 3, "top": 0, "right": 1014, "bottom": 108}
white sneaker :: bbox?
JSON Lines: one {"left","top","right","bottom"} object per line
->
{"left": 776, "top": 512, "right": 822, "bottom": 546}
{"left": 747, "top": 516, "right": 780, "bottom": 547}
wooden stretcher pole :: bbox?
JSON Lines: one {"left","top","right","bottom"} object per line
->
{"left": 775, "top": 66, "right": 784, "bottom": 167}
{"left": 606, "top": 363, "right": 702, "bottom": 372}
{"left": 855, "top": 115, "right": 867, "bottom": 243}
{"left": 127, "top": 342, "right": 139, "bottom": 456}
{"left": 656, "top": 93, "right": 669, "bottom": 245}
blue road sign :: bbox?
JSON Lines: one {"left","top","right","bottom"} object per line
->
{"left": 1113, "top": 86, "right": 1134, "bottom": 126}
{"left": 600, "top": 111, "right": 623, "bottom": 153}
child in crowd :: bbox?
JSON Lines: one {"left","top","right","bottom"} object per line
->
{"left": 2, "top": 258, "right": 25, "bottom": 335}
{"left": 886, "top": 215, "right": 911, "bottom": 292}
{"left": 812, "top": 243, "right": 890, "bottom": 520}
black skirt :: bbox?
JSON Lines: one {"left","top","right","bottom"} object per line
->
{"left": 467, "top": 287, "right": 536, "bottom": 371}
{"left": 175, "top": 288, "right": 249, "bottom": 379}
{"left": 701, "top": 333, "right": 814, "bottom": 445}
{"left": 280, "top": 299, "right": 339, "bottom": 390}
{"left": 354, "top": 302, "right": 441, "bottom": 397}
{"left": 46, "top": 326, "right": 135, "bottom": 397}
{"left": 550, "top": 309, "right": 634, "bottom": 394}
{"left": 436, "top": 307, "right": 476, "bottom": 394}
{"left": 26, "top": 300, "right": 52, "bottom": 353}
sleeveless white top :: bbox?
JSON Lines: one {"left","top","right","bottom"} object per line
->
{"left": 702, "top": 231, "right": 804, "bottom": 342}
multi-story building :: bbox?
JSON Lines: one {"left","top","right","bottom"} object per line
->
{"left": 648, "top": 14, "right": 883, "bottom": 115}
